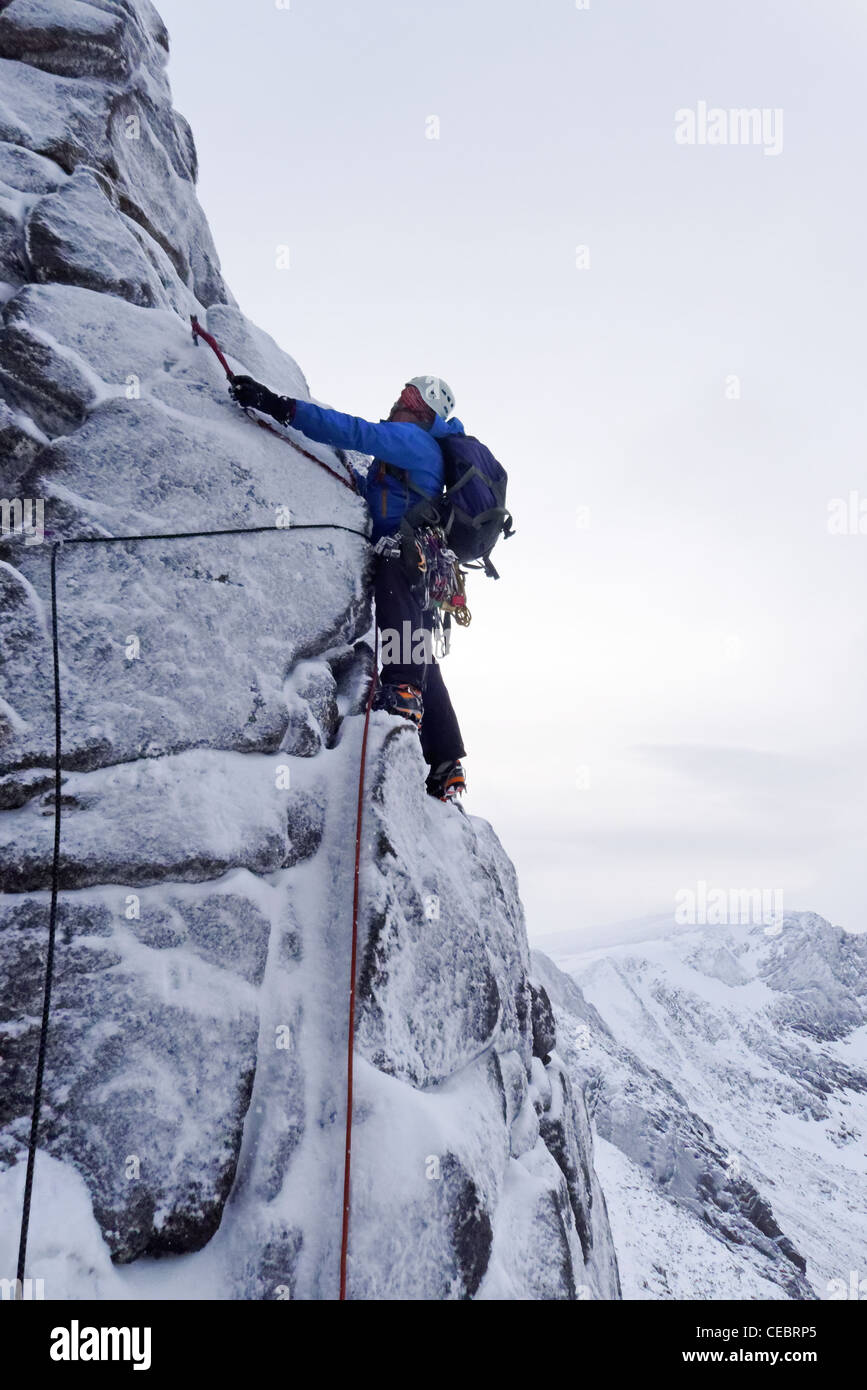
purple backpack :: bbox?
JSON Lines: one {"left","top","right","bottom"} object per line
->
{"left": 409, "top": 435, "right": 514, "bottom": 578}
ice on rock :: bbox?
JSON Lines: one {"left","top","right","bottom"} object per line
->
{"left": 26, "top": 167, "right": 176, "bottom": 308}
{"left": 0, "top": 0, "right": 619, "bottom": 1300}
{"left": 0, "top": 884, "right": 269, "bottom": 1263}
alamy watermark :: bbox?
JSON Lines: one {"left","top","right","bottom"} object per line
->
{"left": 49, "top": 1321, "right": 151, "bottom": 1370}
{"left": 0, "top": 1276, "right": 44, "bottom": 1300}
{"left": 0, "top": 496, "right": 44, "bottom": 545}
{"left": 675, "top": 881, "right": 784, "bottom": 933}
{"left": 827, "top": 491, "right": 867, "bottom": 535}
{"left": 380, "top": 622, "right": 433, "bottom": 667}
{"left": 826, "top": 1271, "right": 867, "bottom": 1300}
{"left": 675, "top": 102, "right": 783, "bottom": 157}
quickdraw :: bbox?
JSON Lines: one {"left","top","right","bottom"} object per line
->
{"left": 372, "top": 524, "right": 472, "bottom": 659}
{"left": 414, "top": 526, "right": 460, "bottom": 610}
{"left": 413, "top": 525, "right": 472, "bottom": 658}
{"left": 440, "top": 563, "right": 471, "bottom": 628}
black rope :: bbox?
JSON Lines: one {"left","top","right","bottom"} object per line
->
{"left": 15, "top": 542, "right": 62, "bottom": 1295}
{"left": 13, "top": 518, "right": 371, "bottom": 1287}
{"left": 45, "top": 521, "right": 370, "bottom": 545}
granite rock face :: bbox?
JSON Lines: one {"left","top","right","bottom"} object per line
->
{"left": 0, "top": 0, "right": 619, "bottom": 1300}
{"left": 0, "top": 886, "right": 268, "bottom": 1262}
{"left": 345, "top": 727, "right": 621, "bottom": 1300}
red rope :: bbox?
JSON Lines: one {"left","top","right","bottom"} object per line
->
{"left": 192, "top": 312, "right": 370, "bottom": 1296}
{"left": 190, "top": 316, "right": 357, "bottom": 493}
{"left": 339, "top": 634, "right": 378, "bottom": 1300}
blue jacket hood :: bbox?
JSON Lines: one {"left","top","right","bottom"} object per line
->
{"left": 430, "top": 413, "right": 465, "bottom": 439}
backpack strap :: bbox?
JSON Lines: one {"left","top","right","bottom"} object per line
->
{"left": 451, "top": 505, "right": 510, "bottom": 528}
{"left": 379, "top": 459, "right": 436, "bottom": 501}
{"left": 441, "top": 464, "right": 492, "bottom": 498}
{"left": 446, "top": 504, "right": 516, "bottom": 537}
{"left": 379, "top": 461, "right": 514, "bottom": 578}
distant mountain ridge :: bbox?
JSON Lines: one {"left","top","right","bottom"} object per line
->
{"left": 533, "top": 910, "right": 867, "bottom": 1299}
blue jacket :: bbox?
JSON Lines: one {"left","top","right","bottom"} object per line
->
{"left": 291, "top": 399, "right": 465, "bottom": 538}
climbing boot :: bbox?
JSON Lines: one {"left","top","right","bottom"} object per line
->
{"left": 374, "top": 681, "right": 423, "bottom": 731}
{"left": 426, "top": 759, "right": 466, "bottom": 802}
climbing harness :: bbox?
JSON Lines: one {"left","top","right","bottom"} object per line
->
{"left": 375, "top": 523, "right": 472, "bottom": 658}
{"left": 190, "top": 316, "right": 358, "bottom": 495}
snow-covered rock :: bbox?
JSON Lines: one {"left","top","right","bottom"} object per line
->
{"left": 535, "top": 910, "right": 867, "bottom": 1300}
{"left": 0, "top": 0, "right": 618, "bottom": 1300}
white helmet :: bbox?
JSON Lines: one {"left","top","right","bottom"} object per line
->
{"left": 407, "top": 375, "right": 455, "bottom": 420}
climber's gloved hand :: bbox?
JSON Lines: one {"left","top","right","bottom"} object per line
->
{"left": 229, "top": 374, "right": 296, "bottom": 425}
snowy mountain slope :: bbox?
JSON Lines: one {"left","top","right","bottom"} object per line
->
{"left": 533, "top": 911, "right": 867, "bottom": 1299}
{"left": 0, "top": 0, "right": 619, "bottom": 1299}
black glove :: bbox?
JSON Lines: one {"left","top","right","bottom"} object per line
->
{"left": 229, "top": 374, "right": 296, "bottom": 425}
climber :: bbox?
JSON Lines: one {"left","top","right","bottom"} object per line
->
{"left": 228, "top": 372, "right": 467, "bottom": 802}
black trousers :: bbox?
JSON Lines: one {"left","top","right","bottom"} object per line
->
{"left": 374, "top": 553, "right": 466, "bottom": 767}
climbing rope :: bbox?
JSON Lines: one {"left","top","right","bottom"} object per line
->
{"left": 190, "top": 316, "right": 358, "bottom": 494}
{"left": 15, "top": 542, "right": 62, "bottom": 1296}
{"left": 41, "top": 522, "right": 368, "bottom": 545}
{"left": 12, "top": 517, "right": 373, "bottom": 1296}
{"left": 339, "top": 627, "right": 378, "bottom": 1301}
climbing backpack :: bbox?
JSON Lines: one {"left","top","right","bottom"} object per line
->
{"left": 435, "top": 435, "right": 514, "bottom": 578}
{"left": 396, "top": 435, "right": 514, "bottom": 579}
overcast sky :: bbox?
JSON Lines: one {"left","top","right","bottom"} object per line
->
{"left": 158, "top": 0, "right": 866, "bottom": 940}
